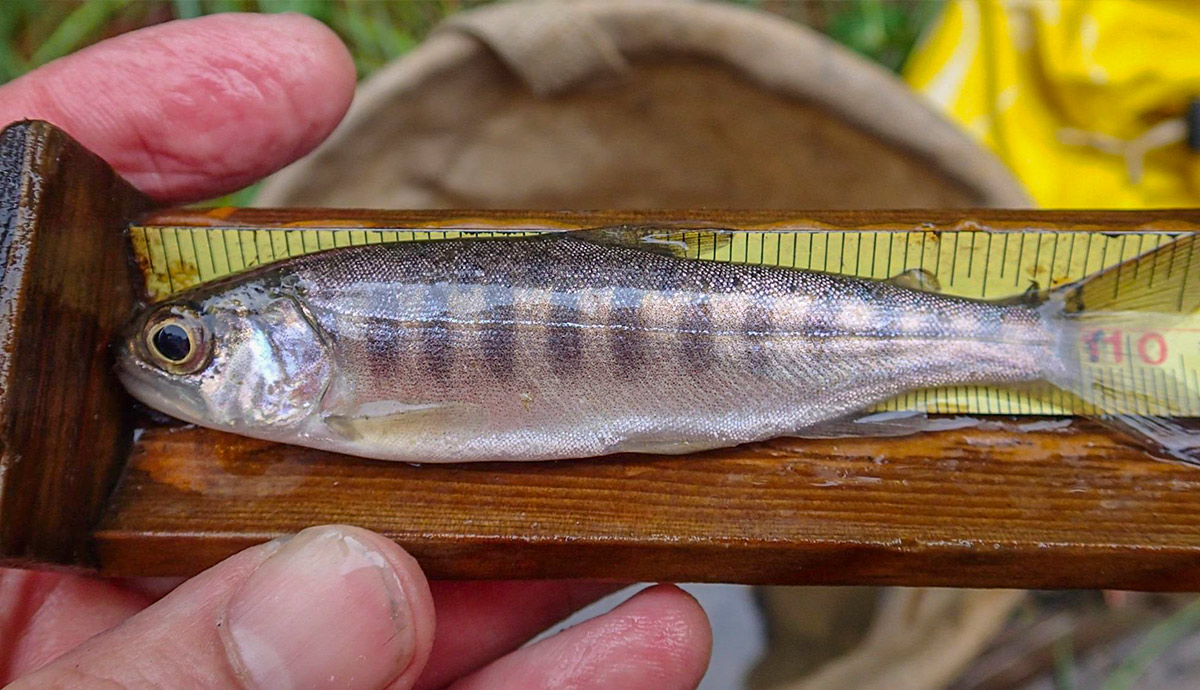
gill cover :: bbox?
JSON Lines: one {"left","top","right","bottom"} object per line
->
{"left": 204, "top": 293, "right": 332, "bottom": 429}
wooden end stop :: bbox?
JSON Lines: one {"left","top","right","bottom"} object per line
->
{"left": 0, "top": 120, "right": 149, "bottom": 569}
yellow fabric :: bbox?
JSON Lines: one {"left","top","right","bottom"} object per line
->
{"left": 904, "top": 0, "right": 1200, "bottom": 208}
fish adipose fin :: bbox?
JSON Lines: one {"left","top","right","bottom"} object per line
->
{"left": 993, "top": 280, "right": 1043, "bottom": 307}
{"left": 572, "top": 226, "right": 733, "bottom": 259}
{"left": 1044, "top": 233, "right": 1200, "bottom": 465}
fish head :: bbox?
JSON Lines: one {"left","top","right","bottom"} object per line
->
{"left": 116, "top": 285, "right": 332, "bottom": 433}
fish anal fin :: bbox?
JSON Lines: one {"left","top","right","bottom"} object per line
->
{"left": 790, "top": 410, "right": 980, "bottom": 439}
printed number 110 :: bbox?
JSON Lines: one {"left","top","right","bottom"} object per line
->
{"left": 1085, "top": 329, "right": 1168, "bottom": 365}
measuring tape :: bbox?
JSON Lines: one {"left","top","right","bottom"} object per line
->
{"left": 129, "top": 226, "right": 1200, "bottom": 416}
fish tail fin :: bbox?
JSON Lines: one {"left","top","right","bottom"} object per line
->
{"left": 1044, "top": 232, "right": 1200, "bottom": 464}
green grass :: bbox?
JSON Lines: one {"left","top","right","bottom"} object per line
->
{"left": 0, "top": 0, "right": 485, "bottom": 82}
{"left": 1042, "top": 596, "right": 1200, "bottom": 690}
{"left": 1054, "top": 633, "right": 1078, "bottom": 690}
{"left": 819, "top": 0, "right": 944, "bottom": 72}
{"left": 1099, "top": 597, "right": 1200, "bottom": 690}
{"left": 0, "top": 0, "right": 945, "bottom": 85}
{"left": 733, "top": 0, "right": 945, "bottom": 72}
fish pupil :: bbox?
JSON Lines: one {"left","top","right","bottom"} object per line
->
{"left": 153, "top": 324, "right": 191, "bottom": 362}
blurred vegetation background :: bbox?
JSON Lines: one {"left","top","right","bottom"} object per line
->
{"left": 0, "top": 0, "right": 946, "bottom": 85}
{"left": 0, "top": 0, "right": 945, "bottom": 205}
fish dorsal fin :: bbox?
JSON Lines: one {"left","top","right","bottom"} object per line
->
{"left": 571, "top": 225, "right": 732, "bottom": 259}
{"left": 887, "top": 268, "right": 942, "bottom": 292}
{"left": 1055, "top": 233, "right": 1200, "bottom": 314}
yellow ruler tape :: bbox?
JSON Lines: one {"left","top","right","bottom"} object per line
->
{"left": 129, "top": 226, "right": 1200, "bottom": 417}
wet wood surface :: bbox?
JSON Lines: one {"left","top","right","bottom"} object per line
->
{"left": 142, "top": 206, "right": 1200, "bottom": 234}
{"left": 0, "top": 121, "right": 149, "bottom": 568}
{"left": 94, "top": 207, "right": 1200, "bottom": 587}
{"left": 97, "top": 419, "right": 1200, "bottom": 588}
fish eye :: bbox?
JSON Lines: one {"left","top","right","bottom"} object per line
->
{"left": 143, "top": 308, "right": 210, "bottom": 374}
{"left": 151, "top": 324, "right": 191, "bottom": 362}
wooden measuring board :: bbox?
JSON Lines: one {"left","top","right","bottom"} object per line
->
{"left": 130, "top": 224, "right": 1200, "bottom": 416}
{"left": 14, "top": 120, "right": 1200, "bottom": 588}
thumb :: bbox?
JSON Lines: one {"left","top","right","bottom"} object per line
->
{"left": 9, "top": 525, "right": 435, "bottom": 690}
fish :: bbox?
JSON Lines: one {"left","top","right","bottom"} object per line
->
{"left": 115, "top": 228, "right": 1200, "bottom": 464}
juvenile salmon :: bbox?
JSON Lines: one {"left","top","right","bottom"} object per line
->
{"left": 115, "top": 230, "right": 1199, "bottom": 463}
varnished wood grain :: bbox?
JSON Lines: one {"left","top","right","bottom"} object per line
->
{"left": 142, "top": 206, "right": 1200, "bottom": 233}
{"left": 95, "top": 420, "right": 1200, "bottom": 588}
{"left": 0, "top": 121, "right": 150, "bottom": 569}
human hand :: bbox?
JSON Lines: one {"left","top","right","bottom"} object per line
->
{"left": 0, "top": 14, "right": 711, "bottom": 690}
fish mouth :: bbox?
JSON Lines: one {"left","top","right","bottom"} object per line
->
{"left": 113, "top": 341, "right": 209, "bottom": 426}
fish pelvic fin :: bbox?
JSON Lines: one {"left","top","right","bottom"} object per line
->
{"left": 1043, "top": 232, "right": 1200, "bottom": 465}
{"left": 571, "top": 225, "right": 733, "bottom": 259}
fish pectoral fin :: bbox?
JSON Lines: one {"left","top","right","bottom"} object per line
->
{"left": 572, "top": 226, "right": 732, "bottom": 259}
{"left": 322, "top": 401, "right": 475, "bottom": 442}
{"left": 790, "top": 410, "right": 981, "bottom": 439}
{"left": 887, "top": 267, "right": 942, "bottom": 292}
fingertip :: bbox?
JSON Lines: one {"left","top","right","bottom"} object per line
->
{"left": 637, "top": 584, "right": 713, "bottom": 642}
{"left": 622, "top": 584, "right": 714, "bottom": 687}
{"left": 193, "top": 11, "right": 358, "bottom": 149}
{"left": 0, "top": 12, "right": 357, "bottom": 202}
{"left": 325, "top": 524, "right": 438, "bottom": 685}
{"left": 448, "top": 582, "right": 713, "bottom": 690}
{"left": 220, "top": 525, "right": 434, "bottom": 690}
